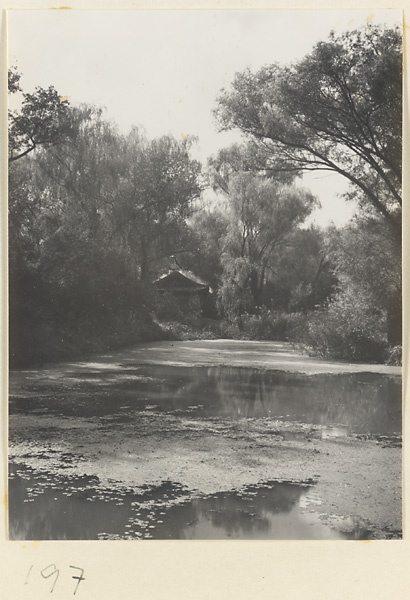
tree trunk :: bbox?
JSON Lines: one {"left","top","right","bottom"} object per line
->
{"left": 248, "top": 270, "right": 261, "bottom": 309}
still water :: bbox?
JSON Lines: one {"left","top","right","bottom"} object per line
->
{"left": 9, "top": 365, "right": 401, "bottom": 539}
{"left": 9, "top": 464, "right": 372, "bottom": 540}
{"left": 11, "top": 365, "right": 402, "bottom": 435}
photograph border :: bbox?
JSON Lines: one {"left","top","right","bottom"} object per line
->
{"left": 1, "top": 1, "right": 408, "bottom": 599}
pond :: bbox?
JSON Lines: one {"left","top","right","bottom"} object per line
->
{"left": 9, "top": 464, "right": 373, "bottom": 540}
{"left": 9, "top": 363, "right": 402, "bottom": 540}
{"left": 10, "top": 365, "right": 401, "bottom": 434}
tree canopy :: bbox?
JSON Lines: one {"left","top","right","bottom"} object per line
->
{"left": 9, "top": 26, "right": 403, "bottom": 365}
{"left": 215, "top": 25, "right": 402, "bottom": 238}
{"left": 218, "top": 172, "right": 317, "bottom": 322}
{"left": 8, "top": 97, "right": 203, "bottom": 364}
{"left": 8, "top": 69, "right": 72, "bottom": 163}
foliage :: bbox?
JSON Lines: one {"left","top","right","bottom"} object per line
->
{"left": 9, "top": 44, "right": 402, "bottom": 366}
{"left": 266, "top": 227, "right": 337, "bottom": 312}
{"left": 117, "top": 129, "right": 203, "bottom": 282}
{"left": 8, "top": 69, "right": 72, "bottom": 163}
{"left": 207, "top": 142, "right": 295, "bottom": 194}
{"left": 326, "top": 217, "right": 401, "bottom": 345}
{"left": 215, "top": 25, "right": 402, "bottom": 239}
{"left": 176, "top": 209, "right": 229, "bottom": 289}
{"left": 294, "top": 284, "right": 389, "bottom": 362}
{"left": 8, "top": 67, "right": 21, "bottom": 94}
{"left": 386, "top": 346, "right": 402, "bottom": 366}
{"left": 240, "top": 309, "right": 307, "bottom": 341}
{"left": 158, "top": 319, "right": 220, "bottom": 342}
{"left": 217, "top": 172, "right": 317, "bottom": 322}
{"left": 8, "top": 97, "right": 203, "bottom": 366}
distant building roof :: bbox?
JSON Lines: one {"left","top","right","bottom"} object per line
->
{"left": 153, "top": 270, "right": 209, "bottom": 293}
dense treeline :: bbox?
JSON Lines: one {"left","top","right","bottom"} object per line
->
{"left": 9, "top": 76, "right": 202, "bottom": 365}
{"left": 9, "top": 24, "right": 402, "bottom": 366}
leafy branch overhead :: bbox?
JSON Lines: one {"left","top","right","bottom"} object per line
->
{"left": 215, "top": 25, "right": 402, "bottom": 236}
{"left": 8, "top": 69, "right": 72, "bottom": 163}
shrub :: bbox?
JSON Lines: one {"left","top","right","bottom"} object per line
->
{"left": 157, "top": 319, "right": 220, "bottom": 341}
{"left": 293, "top": 286, "right": 389, "bottom": 363}
{"left": 386, "top": 345, "right": 402, "bottom": 366}
{"left": 239, "top": 308, "right": 307, "bottom": 341}
{"left": 217, "top": 320, "right": 241, "bottom": 339}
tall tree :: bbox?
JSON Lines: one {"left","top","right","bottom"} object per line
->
{"left": 218, "top": 173, "right": 317, "bottom": 323}
{"left": 215, "top": 25, "right": 402, "bottom": 239}
{"left": 8, "top": 106, "right": 130, "bottom": 360}
{"left": 117, "top": 130, "right": 203, "bottom": 283}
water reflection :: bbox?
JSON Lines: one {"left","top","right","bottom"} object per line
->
{"left": 150, "top": 482, "right": 352, "bottom": 540}
{"left": 9, "top": 464, "right": 374, "bottom": 540}
{"left": 8, "top": 463, "right": 188, "bottom": 540}
{"left": 10, "top": 366, "right": 402, "bottom": 436}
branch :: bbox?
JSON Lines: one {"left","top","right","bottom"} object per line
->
{"left": 9, "top": 143, "right": 36, "bottom": 163}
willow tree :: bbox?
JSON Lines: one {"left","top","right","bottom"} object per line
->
{"left": 116, "top": 130, "right": 203, "bottom": 283}
{"left": 219, "top": 173, "right": 317, "bottom": 324}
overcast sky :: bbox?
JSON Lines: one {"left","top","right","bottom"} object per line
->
{"left": 8, "top": 9, "right": 401, "bottom": 226}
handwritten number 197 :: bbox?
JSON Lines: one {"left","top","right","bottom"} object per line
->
{"left": 25, "top": 564, "right": 85, "bottom": 594}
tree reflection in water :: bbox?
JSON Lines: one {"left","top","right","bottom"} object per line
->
{"left": 11, "top": 465, "right": 371, "bottom": 540}
{"left": 141, "top": 366, "right": 401, "bottom": 435}
{"left": 9, "top": 364, "right": 400, "bottom": 540}
{"left": 10, "top": 365, "right": 401, "bottom": 436}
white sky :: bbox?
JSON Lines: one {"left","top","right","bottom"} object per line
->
{"left": 8, "top": 9, "right": 402, "bottom": 226}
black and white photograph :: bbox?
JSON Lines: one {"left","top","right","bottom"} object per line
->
{"left": 7, "top": 8, "right": 403, "bottom": 542}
